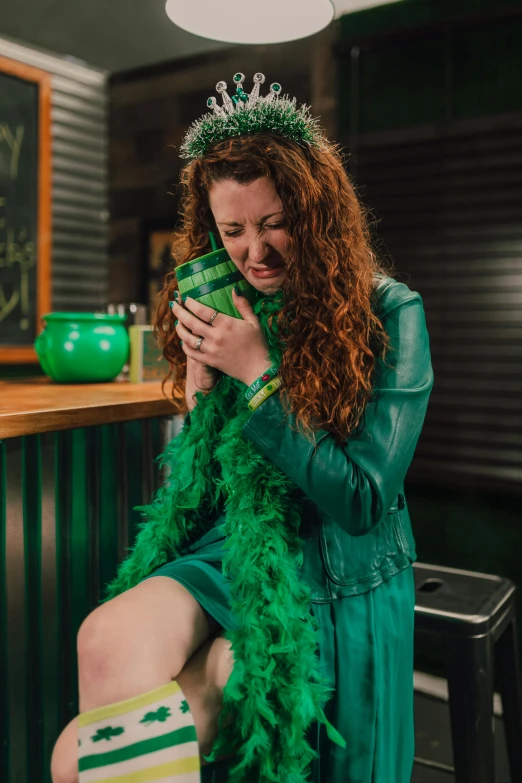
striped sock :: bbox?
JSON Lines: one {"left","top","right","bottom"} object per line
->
{"left": 77, "top": 680, "right": 200, "bottom": 782}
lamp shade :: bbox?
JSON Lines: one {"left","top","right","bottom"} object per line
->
{"left": 165, "top": 0, "right": 334, "bottom": 44}
{"left": 333, "top": 0, "right": 402, "bottom": 15}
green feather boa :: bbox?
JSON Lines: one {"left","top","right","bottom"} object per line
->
{"left": 105, "top": 290, "right": 346, "bottom": 782}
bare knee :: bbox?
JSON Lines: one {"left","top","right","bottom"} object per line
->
{"left": 77, "top": 598, "right": 183, "bottom": 707}
{"left": 77, "top": 606, "right": 115, "bottom": 685}
{"left": 77, "top": 579, "right": 218, "bottom": 710}
{"left": 77, "top": 603, "right": 157, "bottom": 689}
{"left": 79, "top": 606, "right": 178, "bottom": 674}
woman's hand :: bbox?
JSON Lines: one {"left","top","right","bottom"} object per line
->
{"left": 172, "top": 288, "right": 272, "bottom": 388}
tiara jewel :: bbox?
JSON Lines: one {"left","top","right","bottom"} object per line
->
{"left": 179, "top": 72, "right": 325, "bottom": 160}
{"left": 247, "top": 72, "right": 265, "bottom": 106}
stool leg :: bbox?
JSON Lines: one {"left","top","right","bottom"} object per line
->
{"left": 446, "top": 634, "right": 495, "bottom": 783}
{"left": 496, "top": 614, "right": 522, "bottom": 782}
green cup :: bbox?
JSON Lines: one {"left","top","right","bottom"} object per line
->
{"left": 34, "top": 312, "right": 129, "bottom": 383}
{"left": 175, "top": 248, "right": 258, "bottom": 317}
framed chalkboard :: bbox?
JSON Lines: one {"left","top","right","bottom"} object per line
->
{"left": 0, "top": 56, "right": 51, "bottom": 363}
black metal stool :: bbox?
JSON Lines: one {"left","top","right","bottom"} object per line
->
{"left": 414, "top": 562, "right": 522, "bottom": 783}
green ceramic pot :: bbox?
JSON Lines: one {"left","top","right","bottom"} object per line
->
{"left": 175, "top": 248, "right": 258, "bottom": 316}
{"left": 34, "top": 313, "right": 129, "bottom": 383}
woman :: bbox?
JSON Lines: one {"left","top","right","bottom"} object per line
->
{"left": 51, "top": 73, "right": 434, "bottom": 783}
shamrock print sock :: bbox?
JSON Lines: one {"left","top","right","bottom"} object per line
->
{"left": 77, "top": 680, "right": 200, "bottom": 782}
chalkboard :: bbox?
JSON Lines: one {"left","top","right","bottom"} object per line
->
{"left": 0, "top": 56, "right": 51, "bottom": 363}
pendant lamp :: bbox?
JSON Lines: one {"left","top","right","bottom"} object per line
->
{"left": 334, "top": 0, "right": 402, "bottom": 12}
{"left": 165, "top": 0, "right": 335, "bottom": 44}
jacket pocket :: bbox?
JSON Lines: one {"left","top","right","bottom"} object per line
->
{"left": 319, "top": 493, "right": 406, "bottom": 587}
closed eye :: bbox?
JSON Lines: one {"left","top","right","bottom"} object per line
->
{"left": 224, "top": 221, "right": 286, "bottom": 238}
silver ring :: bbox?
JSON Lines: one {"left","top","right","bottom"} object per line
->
{"left": 195, "top": 336, "right": 204, "bottom": 351}
{"left": 209, "top": 309, "right": 219, "bottom": 325}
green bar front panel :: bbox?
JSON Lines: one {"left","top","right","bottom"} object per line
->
{"left": 0, "top": 416, "right": 171, "bottom": 783}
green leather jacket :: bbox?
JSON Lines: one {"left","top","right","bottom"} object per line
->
{"left": 241, "top": 275, "right": 434, "bottom": 602}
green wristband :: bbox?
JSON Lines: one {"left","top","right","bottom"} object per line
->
{"left": 244, "top": 364, "right": 279, "bottom": 402}
{"left": 247, "top": 376, "right": 283, "bottom": 412}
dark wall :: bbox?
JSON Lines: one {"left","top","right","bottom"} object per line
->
{"left": 336, "top": 0, "right": 522, "bottom": 655}
{"left": 337, "top": 0, "right": 522, "bottom": 134}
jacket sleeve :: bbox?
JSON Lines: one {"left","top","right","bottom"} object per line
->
{"left": 241, "top": 289, "right": 434, "bottom": 536}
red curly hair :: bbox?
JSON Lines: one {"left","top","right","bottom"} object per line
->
{"left": 155, "top": 132, "right": 395, "bottom": 445}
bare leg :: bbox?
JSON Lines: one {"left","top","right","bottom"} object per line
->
{"left": 51, "top": 577, "right": 220, "bottom": 783}
{"left": 178, "top": 633, "right": 234, "bottom": 759}
{"left": 50, "top": 631, "right": 234, "bottom": 782}
{"left": 51, "top": 718, "right": 78, "bottom": 783}
{"left": 78, "top": 577, "right": 219, "bottom": 711}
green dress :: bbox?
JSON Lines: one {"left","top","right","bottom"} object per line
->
{"left": 142, "top": 514, "right": 416, "bottom": 783}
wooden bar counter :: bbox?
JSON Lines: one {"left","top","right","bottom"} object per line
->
{"left": 0, "top": 377, "right": 180, "bottom": 439}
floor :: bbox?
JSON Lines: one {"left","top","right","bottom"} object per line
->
{"left": 412, "top": 691, "right": 510, "bottom": 782}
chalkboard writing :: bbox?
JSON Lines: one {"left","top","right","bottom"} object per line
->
{"left": 0, "top": 71, "right": 38, "bottom": 345}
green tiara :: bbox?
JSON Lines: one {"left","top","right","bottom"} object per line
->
{"left": 179, "top": 72, "right": 326, "bottom": 159}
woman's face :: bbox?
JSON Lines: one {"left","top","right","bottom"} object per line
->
{"left": 208, "top": 177, "right": 290, "bottom": 293}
